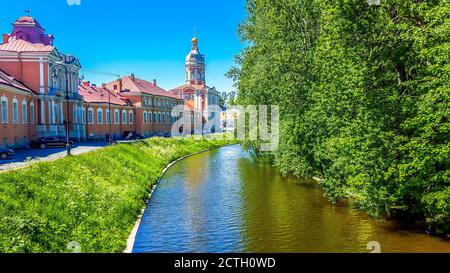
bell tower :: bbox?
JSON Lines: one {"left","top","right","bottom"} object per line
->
{"left": 185, "top": 36, "right": 205, "bottom": 85}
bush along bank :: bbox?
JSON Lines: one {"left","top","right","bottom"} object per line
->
{"left": 0, "top": 136, "right": 236, "bottom": 253}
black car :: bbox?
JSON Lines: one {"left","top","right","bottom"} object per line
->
{"left": 0, "top": 148, "right": 14, "bottom": 160}
{"left": 30, "top": 137, "right": 74, "bottom": 149}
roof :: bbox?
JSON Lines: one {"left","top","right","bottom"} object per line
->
{"left": 106, "top": 76, "right": 180, "bottom": 99}
{"left": 170, "top": 83, "right": 210, "bottom": 92}
{"left": 78, "top": 84, "right": 128, "bottom": 106}
{"left": 0, "top": 69, "right": 33, "bottom": 93}
{"left": 0, "top": 39, "right": 54, "bottom": 52}
{"left": 14, "top": 16, "right": 44, "bottom": 30}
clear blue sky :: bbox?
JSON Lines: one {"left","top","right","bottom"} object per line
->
{"left": 0, "top": 0, "right": 246, "bottom": 92}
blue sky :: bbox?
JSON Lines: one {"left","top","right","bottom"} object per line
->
{"left": 0, "top": 0, "right": 246, "bottom": 91}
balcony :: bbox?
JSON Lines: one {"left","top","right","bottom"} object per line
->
{"left": 48, "top": 87, "right": 63, "bottom": 97}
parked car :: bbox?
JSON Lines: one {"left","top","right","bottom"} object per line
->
{"left": 0, "top": 148, "right": 14, "bottom": 160}
{"left": 163, "top": 132, "right": 172, "bottom": 138}
{"left": 154, "top": 132, "right": 165, "bottom": 138}
{"left": 30, "top": 137, "right": 74, "bottom": 149}
{"left": 123, "top": 131, "right": 145, "bottom": 140}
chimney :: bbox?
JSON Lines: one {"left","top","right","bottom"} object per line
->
{"left": 153, "top": 79, "right": 157, "bottom": 86}
{"left": 82, "top": 81, "right": 90, "bottom": 87}
{"left": 102, "top": 83, "right": 107, "bottom": 88}
{"left": 131, "top": 73, "right": 135, "bottom": 81}
{"left": 117, "top": 78, "right": 123, "bottom": 93}
{"left": 2, "top": 34, "right": 9, "bottom": 44}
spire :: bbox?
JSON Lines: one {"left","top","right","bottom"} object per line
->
{"left": 191, "top": 27, "right": 198, "bottom": 50}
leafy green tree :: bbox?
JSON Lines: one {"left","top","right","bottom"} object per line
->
{"left": 230, "top": 0, "right": 449, "bottom": 233}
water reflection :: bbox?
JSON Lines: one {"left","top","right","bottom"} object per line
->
{"left": 133, "top": 145, "right": 450, "bottom": 253}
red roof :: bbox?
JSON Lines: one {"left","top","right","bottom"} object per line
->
{"left": 170, "top": 83, "right": 210, "bottom": 92}
{"left": 78, "top": 84, "right": 128, "bottom": 106}
{"left": 0, "top": 69, "right": 33, "bottom": 93}
{"left": 0, "top": 39, "right": 54, "bottom": 52}
{"left": 106, "top": 76, "right": 180, "bottom": 99}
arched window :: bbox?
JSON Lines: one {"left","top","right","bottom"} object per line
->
{"left": 30, "top": 102, "right": 35, "bottom": 124}
{"left": 106, "top": 108, "right": 111, "bottom": 124}
{"left": 1, "top": 96, "right": 8, "bottom": 124}
{"left": 153, "top": 112, "right": 157, "bottom": 124}
{"left": 12, "top": 98, "right": 18, "bottom": 124}
{"left": 22, "top": 99, "right": 27, "bottom": 124}
{"left": 114, "top": 109, "right": 120, "bottom": 124}
{"left": 88, "top": 108, "right": 94, "bottom": 124}
{"left": 122, "top": 110, "right": 127, "bottom": 124}
{"left": 143, "top": 111, "right": 147, "bottom": 124}
{"left": 129, "top": 111, "right": 134, "bottom": 124}
{"left": 97, "top": 108, "right": 103, "bottom": 124}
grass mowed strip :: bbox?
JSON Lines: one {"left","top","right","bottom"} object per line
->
{"left": 0, "top": 136, "right": 235, "bottom": 253}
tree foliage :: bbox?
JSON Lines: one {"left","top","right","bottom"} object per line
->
{"left": 229, "top": 0, "right": 449, "bottom": 233}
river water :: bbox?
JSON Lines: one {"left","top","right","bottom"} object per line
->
{"left": 133, "top": 145, "right": 450, "bottom": 253}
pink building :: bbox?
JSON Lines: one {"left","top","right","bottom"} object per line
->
{"left": 0, "top": 16, "right": 84, "bottom": 138}
{"left": 0, "top": 16, "right": 84, "bottom": 147}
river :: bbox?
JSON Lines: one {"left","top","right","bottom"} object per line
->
{"left": 133, "top": 145, "right": 450, "bottom": 253}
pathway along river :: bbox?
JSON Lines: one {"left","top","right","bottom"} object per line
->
{"left": 133, "top": 145, "right": 450, "bottom": 253}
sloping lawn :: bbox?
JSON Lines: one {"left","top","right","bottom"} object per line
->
{"left": 0, "top": 136, "right": 235, "bottom": 253}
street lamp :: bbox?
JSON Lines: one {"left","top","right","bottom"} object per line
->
{"left": 55, "top": 59, "right": 75, "bottom": 156}
{"left": 100, "top": 87, "right": 112, "bottom": 144}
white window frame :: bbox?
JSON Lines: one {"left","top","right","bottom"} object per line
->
{"left": 129, "top": 110, "right": 134, "bottom": 124}
{"left": 1, "top": 96, "right": 8, "bottom": 124}
{"left": 106, "top": 108, "right": 111, "bottom": 124}
{"left": 122, "top": 110, "right": 127, "bottom": 124}
{"left": 12, "top": 98, "right": 18, "bottom": 124}
{"left": 114, "top": 109, "right": 120, "bottom": 124}
{"left": 97, "top": 108, "right": 103, "bottom": 124}
{"left": 30, "top": 101, "right": 35, "bottom": 124}
{"left": 22, "top": 99, "right": 27, "bottom": 124}
{"left": 143, "top": 111, "right": 147, "bottom": 124}
{"left": 88, "top": 108, "right": 94, "bottom": 125}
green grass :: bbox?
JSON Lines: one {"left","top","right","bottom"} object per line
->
{"left": 0, "top": 136, "right": 236, "bottom": 253}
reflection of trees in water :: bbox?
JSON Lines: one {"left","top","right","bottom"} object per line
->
{"left": 237, "top": 154, "right": 380, "bottom": 252}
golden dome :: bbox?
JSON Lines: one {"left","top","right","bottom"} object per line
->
{"left": 191, "top": 36, "right": 198, "bottom": 43}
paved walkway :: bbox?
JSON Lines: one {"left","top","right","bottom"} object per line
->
{"left": 0, "top": 141, "right": 108, "bottom": 172}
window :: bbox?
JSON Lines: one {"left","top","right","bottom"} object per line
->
{"left": 129, "top": 111, "right": 133, "bottom": 124}
{"left": 1, "top": 97, "right": 8, "bottom": 124}
{"left": 106, "top": 109, "right": 111, "bottom": 124}
{"left": 114, "top": 109, "right": 119, "bottom": 124}
{"left": 88, "top": 108, "right": 94, "bottom": 124}
{"left": 149, "top": 111, "right": 153, "bottom": 123}
{"left": 122, "top": 110, "right": 127, "bottom": 124}
{"left": 97, "top": 108, "right": 103, "bottom": 124}
{"left": 158, "top": 112, "right": 161, "bottom": 124}
{"left": 12, "top": 99, "right": 18, "bottom": 124}
{"left": 30, "top": 102, "right": 35, "bottom": 124}
{"left": 82, "top": 107, "right": 86, "bottom": 124}
{"left": 22, "top": 100, "right": 27, "bottom": 124}
{"left": 143, "top": 111, "right": 147, "bottom": 124}
{"left": 153, "top": 112, "right": 157, "bottom": 124}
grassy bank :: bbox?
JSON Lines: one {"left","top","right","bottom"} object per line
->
{"left": 0, "top": 136, "right": 235, "bottom": 253}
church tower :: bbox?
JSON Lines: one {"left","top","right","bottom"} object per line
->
{"left": 185, "top": 36, "right": 205, "bottom": 85}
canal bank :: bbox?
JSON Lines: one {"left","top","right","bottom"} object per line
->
{"left": 133, "top": 145, "right": 450, "bottom": 253}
